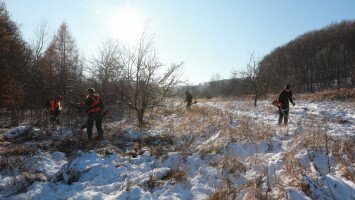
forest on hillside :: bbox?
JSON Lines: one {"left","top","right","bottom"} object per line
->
{"left": 187, "top": 21, "right": 355, "bottom": 99}
{"left": 259, "top": 21, "right": 355, "bottom": 92}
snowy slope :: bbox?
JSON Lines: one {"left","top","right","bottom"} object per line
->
{"left": 0, "top": 99, "right": 354, "bottom": 199}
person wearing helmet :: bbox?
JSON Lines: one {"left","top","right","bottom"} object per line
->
{"left": 85, "top": 88, "right": 105, "bottom": 140}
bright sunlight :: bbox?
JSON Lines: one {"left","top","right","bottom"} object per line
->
{"left": 105, "top": 7, "right": 145, "bottom": 45}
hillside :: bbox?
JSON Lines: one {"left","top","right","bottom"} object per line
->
{"left": 259, "top": 21, "right": 355, "bottom": 92}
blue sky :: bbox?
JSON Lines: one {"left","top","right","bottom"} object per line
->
{"left": 4, "top": 0, "right": 355, "bottom": 84}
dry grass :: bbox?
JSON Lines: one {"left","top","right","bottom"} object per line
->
{"left": 22, "top": 172, "right": 48, "bottom": 183}
{"left": 152, "top": 106, "right": 233, "bottom": 153}
{"left": 232, "top": 174, "right": 267, "bottom": 200}
{"left": 227, "top": 117, "right": 273, "bottom": 143}
{"left": 0, "top": 145, "right": 37, "bottom": 157}
{"left": 220, "top": 155, "right": 246, "bottom": 176}
{"left": 161, "top": 168, "right": 186, "bottom": 182}
{"left": 278, "top": 122, "right": 355, "bottom": 197}
{"left": 330, "top": 138, "right": 355, "bottom": 182}
{"left": 207, "top": 179, "right": 237, "bottom": 200}
{"left": 280, "top": 126, "right": 327, "bottom": 190}
{"left": 0, "top": 157, "right": 25, "bottom": 173}
{"left": 199, "top": 143, "right": 224, "bottom": 159}
{"left": 297, "top": 88, "right": 354, "bottom": 101}
{"left": 282, "top": 141, "right": 304, "bottom": 187}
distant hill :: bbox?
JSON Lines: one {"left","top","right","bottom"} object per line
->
{"left": 259, "top": 20, "right": 355, "bottom": 92}
{"left": 186, "top": 21, "right": 355, "bottom": 98}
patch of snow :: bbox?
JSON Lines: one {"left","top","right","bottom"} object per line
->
{"left": 286, "top": 187, "right": 312, "bottom": 200}
{"left": 4, "top": 126, "right": 32, "bottom": 139}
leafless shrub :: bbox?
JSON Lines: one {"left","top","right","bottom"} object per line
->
{"left": 146, "top": 173, "right": 163, "bottom": 191}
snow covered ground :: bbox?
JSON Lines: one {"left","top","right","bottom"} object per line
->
{"left": 0, "top": 99, "right": 354, "bottom": 199}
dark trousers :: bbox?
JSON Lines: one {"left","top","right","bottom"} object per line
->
{"left": 278, "top": 108, "right": 289, "bottom": 125}
{"left": 49, "top": 113, "right": 60, "bottom": 125}
{"left": 186, "top": 101, "right": 192, "bottom": 109}
{"left": 87, "top": 112, "right": 103, "bottom": 139}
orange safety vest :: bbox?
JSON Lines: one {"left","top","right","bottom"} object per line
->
{"left": 50, "top": 100, "right": 59, "bottom": 112}
{"left": 87, "top": 95, "right": 102, "bottom": 113}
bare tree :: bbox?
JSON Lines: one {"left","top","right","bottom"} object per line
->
{"left": 209, "top": 73, "right": 222, "bottom": 97}
{"left": 32, "top": 19, "right": 51, "bottom": 63}
{"left": 233, "top": 53, "right": 268, "bottom": 107}
{"left": 90, "top": 38, "right": 122, "bottom": 96}
{"left": 119, "top": 31, "right": 183, "bottom": 125}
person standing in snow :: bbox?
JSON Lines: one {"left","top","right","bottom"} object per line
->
{"left": 47, "top": 95, "right": 62, "bottom": 125}
{"left": 277, "top": 84, "right": 295, "bottom": 126}
{"left": 184, "top": 91, "right": 193, "bottom": 109}
{"left": 84, "top": 88, "right": 105, "bottom": 140}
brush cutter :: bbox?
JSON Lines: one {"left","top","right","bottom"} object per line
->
{"left": 279, "top": 108, "right": 296, "bottom": 126}
{"left": 272, "top": 99, "right": 295, "bottom": 126}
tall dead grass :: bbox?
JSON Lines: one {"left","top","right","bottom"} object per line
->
{"left": 279, "top": 122, "right": 354, "bottom": 198}
{"left": 227, "top": 117, "right": 273, "bottom": 143}
{"left": 296, "top": 88, "right": 354, "bottom": 101}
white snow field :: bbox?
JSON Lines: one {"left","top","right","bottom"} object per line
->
{"left": 0, "top": 99, "right": 354, "bottom": 199}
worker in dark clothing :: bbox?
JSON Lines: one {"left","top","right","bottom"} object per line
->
{"left": 278, "top": 84, "right": 295, "bottom": 126}
{"left": 85, "top": 88, "right": 104, "bottom": 140}
{"left": 184, "top": 91, "right": 193, "bottom": 109}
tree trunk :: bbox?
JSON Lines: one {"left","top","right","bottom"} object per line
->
{"left": 137, "top": 110, "right": 145, "bottom": 126}
{"left": 254, "top": 95, "right": 258, "bottom": 107}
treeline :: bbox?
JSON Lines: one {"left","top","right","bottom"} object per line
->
{"left": 0, "top": 2, "right": 85, "bottom": 111}
{"left": 0, "top": 2, "right": 181, "bottom": 125}
{"left": 259, "top": 20, "right": 355, "bottom": 92}
{"left": 188, "top": 20, "right": 355, "bottom": 101}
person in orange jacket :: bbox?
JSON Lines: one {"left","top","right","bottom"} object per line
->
{"left": 85, "top": 88, "right": 104, "bottom": 140}
{"left": 47, "top": 95, "right": 62, "bottom": 125}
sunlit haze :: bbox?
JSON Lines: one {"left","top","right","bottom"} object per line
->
{"left": 103, "top": 6, "right": 146, "bottom": 45}
{"left": 4, "top": 0, "right": 355, "bottom": 84}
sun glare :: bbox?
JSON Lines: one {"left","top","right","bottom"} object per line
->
{"left": 105, "top": 7, "right": 145, "bottom": 45}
